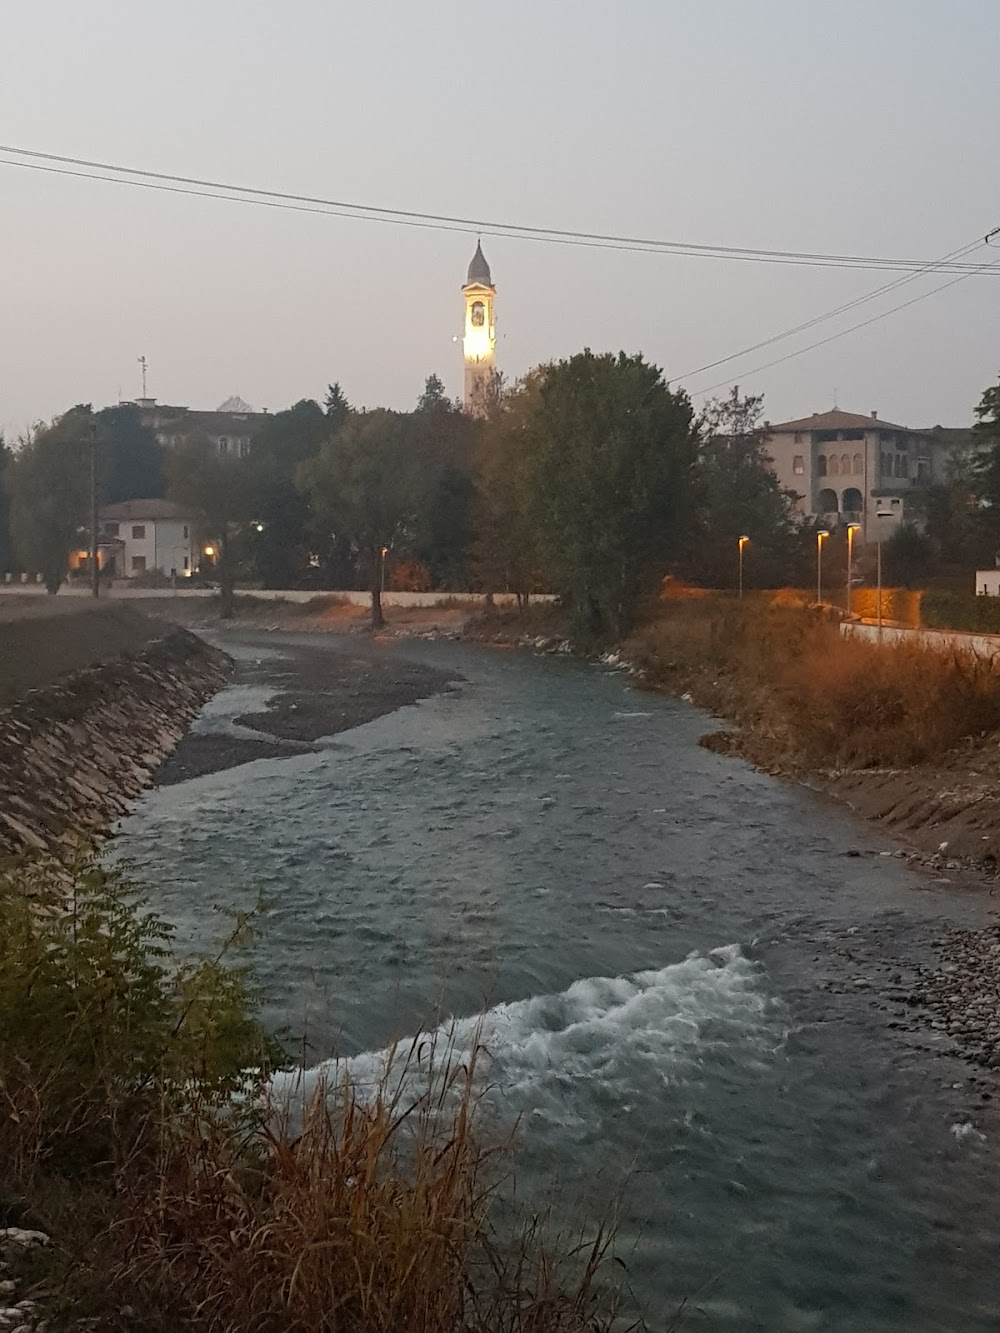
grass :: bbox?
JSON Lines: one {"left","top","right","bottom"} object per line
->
{"left": 0, "top": 857, "right": 628, "bottom": 1332}
{"left": 626, "top": 598, "right": 1000, "bottom": 770}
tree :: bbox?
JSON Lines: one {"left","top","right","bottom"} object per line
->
{"left": 95, "top": 404, "right": 165, "bottom": 504}
{"left": 880, "top": 522, "right": 934, "bottom": 588}
{"left": 324, "top": 382, "right": 352, "bottom": 429}
{"left": 522, "top": 351, "right": 697, "bottom": 640}
{"left": 298, "top": 411, "right": 420, "bottom": 628}
{"left": 166, "top": 435, "right": 255, "bottom": 618}
{"left": 416, "top": 374, "right": 449, "bottom": 413}
{"left": 685, "top": 387, "right": 801, "bottom": 588}
{"left": 6, "top": 407, "right": 92, "bottom": 593}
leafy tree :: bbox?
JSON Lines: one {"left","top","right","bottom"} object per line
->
{"left": 519, "top": 351, "right": 697, "bottom": 640}
{"left": 95, "top": 404, "right": 165, "bottom": 504}
{"left": 972, "top": 375, "right": 1000, "bottom": 561}
{"left": 298, "top": 411, "right": 419, "bottom": 628}
{"left": 244, "top": 399, "right": 332, "bottom": 587}
{"left": 167, "top": 435, "right": 255, "bottom": 617}
{"left": 880, "top": 522, "right": 935, "bottom": 588}
{"left": 416, "top": 374, "right": 449, "bottom": 413}
{"left": 6, "top": 407, "right": 93, "bottom": 593}
{"left": 324, "top": 381, "right": 352, "bottom": 429}
{"left": 685, "top": 387, "right": 801, "bottom": 589}
{"left": 0, "top": 439, "right": 12, "bottom": 575}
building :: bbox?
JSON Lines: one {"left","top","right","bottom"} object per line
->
{"left": 461, "top": 240, "right": 497, "bottom": 411}
{"left": 131, "top": 397, "right": 265, "bottom": 458}
{"left": 763, "top": 409, "right": 951, "bottom": 540}
{"left": 98, "top": 499, "right": 197, "bottom": 579}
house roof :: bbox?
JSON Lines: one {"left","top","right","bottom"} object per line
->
{"left": 99, "top": 499, "right": 191, "bottom": 521}
{"left": 464, "top": 240, "right": 493, "bottom": 288}
{"left": 765, "top": 409, "right": 923, "bottom": 435}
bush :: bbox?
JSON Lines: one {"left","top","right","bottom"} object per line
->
{"left": 0, "top": 859, "right": 621, "bottom": 1332}
{"left": 922, "top": 590, "right": 1000, "bottom": 634}
{"left": 627, "top": 600, "right": 1000, "bottom": 769}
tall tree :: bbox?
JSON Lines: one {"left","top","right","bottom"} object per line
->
{"left": 685, "top": 387, "right": 801, "bottom": 589}
{"left": 522, "top": 351, "right": 697, "bottom": 639}
{"left": 416, "top": 374, "right": 449, "bottom": 413}
{"left": 166, "top": 434, "right": 255, "bottom": 617}
{"left": 973, "top": 375, "right": 1000, "bottom": 560}
{"left": 298, "top": 411, "right": 419, "bottom": 628}
{"left": 95, "top": 404, "right": 165, "bottom": 504}
{"left": 324, "top": 382, "right": 352, "bottom": 428}
{"left": 6, "top": 407, "right": 92, "bottom": 593}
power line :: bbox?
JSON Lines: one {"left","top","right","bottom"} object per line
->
{"left": 2, "top": 142, "right": 1000, "bottom": 275}
{"left": 671, "top": 235, "right": 992, "bottom": 385}
{"left": 688, "top": 252, "right": 1000, "bottom": 400}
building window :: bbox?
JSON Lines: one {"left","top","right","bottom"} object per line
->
{"left": 219, "top": 437, "right": 229, "bottom": 455}
{"left": 793, "top": 432, "right": 802, "bottom": 444}
{"left": 239, "top": 438, "right": 250, "bottom": 459}
{"left": 828, "top": 455, "right": 840, "bottom": 476}
{"left": 880, "top": 453, "right": 892, "bottom": 477}
{"left": 183, "top": 525, "right": 189, "bottom": 539}
{"left": 131, "top": 556, "right": 146, "bottom": 574}
{"left": 471, "top": 301, "right": 485, "bottom": 328}
{"left": 840, "top": 453, "right": 850, "bottom": 473}
{"left": 853, "top": 453, "right": 863, "bottom": 474}
{"left": 818, "top": 488, "right": 839, "bottom": 513}
{"left": 132, "top": 524, "right": 146, "bottom": 539}
{"left": 817, "top": 455, "right": 827, "bottom": 476}
{"left": 102, "top": 522, "right": 119, "bottom": 537}
{"left": 183, "top": 556, "right": 189, "bottom": 571}
{"left": 793, "top": 455, "right": 804, "bottom": 475}
{"left": 842, "top": 487, "right": 863, "bottom": 513}
{"left": 917, "top": 459, "right": 930, "bottom": 481}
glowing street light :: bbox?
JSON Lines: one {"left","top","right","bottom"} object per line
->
{"left": 845, "top": 522, "right": 861, "bottom": 618}
{"left": 816, "top": 530, "right": 829, "bottom": 605}
{"left": 380, "top": 545, "right": 389, "bottom": 594}
{"left": 738, "top": 535, "right": 750, "bottom": 600}
{"left": 203, "top": 544, "right": 216, "bottom": 559}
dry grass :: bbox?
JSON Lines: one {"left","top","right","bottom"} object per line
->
{"left": 626, "top": 599, "right": 1000, "bottom": 770}
{"left": 0, "top": 861, "right": 626, "bottom": 1333}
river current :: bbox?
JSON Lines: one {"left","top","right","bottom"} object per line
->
{"left": 114, "top": 633, "right": 1000, "bottom": 1330}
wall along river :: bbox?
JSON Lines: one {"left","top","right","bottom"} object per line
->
{"left": 113, "top": 631, "right": 1000, "bottom": 1330}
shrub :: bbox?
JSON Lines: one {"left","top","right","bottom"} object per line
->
{"left": 0, "top": 859, "right": 622, "bottom": 1332}
{"left": 922, "top": 590, "right": 1000, "bottom": 635}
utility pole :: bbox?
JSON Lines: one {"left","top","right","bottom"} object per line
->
{"left": 138, "top": 355, "right": 148, "bottom": 399}
{"left": 89, "top": 423, "right": 100, "bottom": 599}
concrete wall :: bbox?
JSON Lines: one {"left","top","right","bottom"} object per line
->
{"left": 0, "top": 586, "right": 557, "bottom": 607}
{"left": 842, "top": 619, "right": 1000, "bottom": 661}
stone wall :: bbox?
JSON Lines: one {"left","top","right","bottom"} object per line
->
{"left": 0, "top": 629, "right": 232, "bottom": 860}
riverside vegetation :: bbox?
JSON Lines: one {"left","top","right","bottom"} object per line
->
{"left": 0, "top": 856, "right": 625, "bottom": 1333}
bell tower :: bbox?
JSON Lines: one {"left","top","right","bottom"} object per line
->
{"left": 461, "top": 239, "right": 496, "bottom": 413}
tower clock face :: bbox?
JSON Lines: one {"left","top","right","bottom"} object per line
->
{"left": 471, "top": 301, "right": 485, "bottom": 328}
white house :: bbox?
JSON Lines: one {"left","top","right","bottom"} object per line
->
{"left": 98, "top": 499, "right": 196, "bottom": 579}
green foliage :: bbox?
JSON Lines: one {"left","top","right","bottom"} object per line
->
{"left": 922, "top": 590, "right": 1000, "bottom": 634}
{"left": 685, "top": 387, "right": 801, "bottom": 588}
{"left": 880, "top": 522, "right": 935, "bottom": 588}
{"left": 416, "top": 372, "right": 449, "bottom": 413}
{"left": 519, "top": 351, "right": 697, "bottom": 640}
{"left": 96, "top": 405, "right": 166, "bottom": 504}
{"left": 0, "top": 858, "right": 277, "bottom": 1180}
{"left": 5, "top": 406, "right": 93, "bottom": 593}
{"left": 323, "top": 380, "right": 351, "bottom": 428}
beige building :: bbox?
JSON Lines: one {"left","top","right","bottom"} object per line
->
{"left": 763, "top": 409, "right": 949, "bottom": 540}
{"left": 461, "top": 241, "right": 497, "bottom": 411}
{"left": 132, "top": 397, "right": 265, "bottom": 458}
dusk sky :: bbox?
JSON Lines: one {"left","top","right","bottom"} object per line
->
{"left": 3, "top": 0, "right": 1000, "bottom": 436}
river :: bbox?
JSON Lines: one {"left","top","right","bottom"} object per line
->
{"left": 114, "top": 631, "right": 1000, "bottom": 1330}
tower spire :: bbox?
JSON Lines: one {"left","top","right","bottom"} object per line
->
{"left": 461, "top": 241, "right": 496, "bottom": 413}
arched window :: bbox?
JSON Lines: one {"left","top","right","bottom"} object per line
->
{"left": 818, "top": 488, "right": 839, "bottom": 513}
{"left": 817, "top": 455, "right": 827, "bottom": 477}
{"left": 853, "top": 453, "right": 863, "bottom": 474}
{"left": 828, "top": 455, "right": 840, "bottom": 476}
{"left": 842, "top": 487, "right": 863, "bottom": 513}
{"left": 471, "top": 301, "right": 485, "bottom": 328}
{"left": 840, "top": 454, "right": 851, "bottom": 474}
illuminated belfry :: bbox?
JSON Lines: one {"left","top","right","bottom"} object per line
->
{"left": 461, "top": 239, "right": 496, "bottom": 413}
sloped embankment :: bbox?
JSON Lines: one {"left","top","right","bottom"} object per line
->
{"left": 0, "top": 627, "right": 232, "bottom": 859}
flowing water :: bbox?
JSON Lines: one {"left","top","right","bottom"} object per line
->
{"left": 115, "top": 633, "right": 1000, "bottom": 1330}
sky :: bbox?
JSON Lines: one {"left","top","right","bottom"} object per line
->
{"left": 2, "top": 0, "right": 1000, "bottom": 437}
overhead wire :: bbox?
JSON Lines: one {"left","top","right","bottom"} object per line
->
{"left": 1, "top": 142, "right": 999, "bottom": 275}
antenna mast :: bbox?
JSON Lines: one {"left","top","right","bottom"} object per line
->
{"left": 138, "top": 355, "right": 148, "bottom": 399}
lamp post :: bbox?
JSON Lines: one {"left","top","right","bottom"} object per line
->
{"left": 738, "top": 535, "right": 749, "bottom": 600}
{"left": 875, "top": 509, "right": 894, "bottom": 639}
{"left": 845, "top": 522, "right": 861, "bottom": 618}
{"left": 380, "top": 545, "right": 388, "bottom": 595}
{"left": 816, "top": 529, "right": 829, "bottom": 605}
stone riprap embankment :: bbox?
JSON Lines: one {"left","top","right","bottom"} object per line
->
{"left": 0, "top": 627, "right": 231, "bottom": 860}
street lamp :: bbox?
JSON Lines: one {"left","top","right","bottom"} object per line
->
{"left": 875, "top": 509, "right": 894, "bottom": 639}
{"left": 738, "top": 535, "right": 750, "bottom": 600}
{"left": 816, "top": 529, "right": 829, "bottom": 605}
{"left": 845, "top": 522, "right": 861, "bottom": 618}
